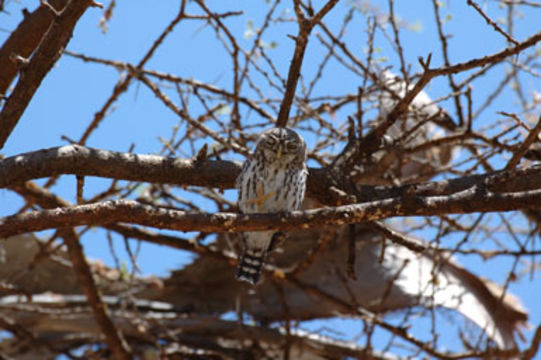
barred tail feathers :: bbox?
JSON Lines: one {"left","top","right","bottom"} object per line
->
{"left": 236, "top": 231, "right": 273, "bottom": 285}
{"left": 236, "top": 250, "right": 265, "bottom": 285}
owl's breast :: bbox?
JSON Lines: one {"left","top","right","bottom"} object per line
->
{"left": 238, "top": 159, "right": 306, "bottom": 214}
{"left": 258, "top": 168, "right": 289, "bottom": 211}
{"left": 258, "top": 165, "right": 306, "bottom": 212}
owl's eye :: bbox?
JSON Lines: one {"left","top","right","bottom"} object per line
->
{"left": 265, "top": 136, "right": 277, "bottom": 146}
{"left": 285, "top": 142, "right": 298, "bottom": 151}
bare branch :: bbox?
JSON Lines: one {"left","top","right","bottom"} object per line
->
{"left": 505, "top": 115, "right": 541, "bottom": 170}
{"left": 77, "top": 3, "right": 186, "bottom": 145}
{"left": 0, "top": 0, "right": 95, "bottom": 149}
{"left": 2, "top": 182, "right": 541, "bottom": 237}
{"left": 0, "top": 0, "right": 69, "bottom": 95}
{"left": 467, "top": 0, "right": 518, "bottom": 45}
{"left": 275, "top": 0, "right": 340, "bottom": 127}
{"left": 61, "top": 228, "right": 132, "bottom": 360}
{"left": 3, "top": 144, "right": 541, "bottom": 207}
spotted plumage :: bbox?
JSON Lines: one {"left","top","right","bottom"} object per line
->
{"left": 236, "top": 127, "right": 308, "bottom": 285}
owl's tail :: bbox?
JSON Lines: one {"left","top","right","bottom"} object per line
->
{"left": 236, "top": 248, "right": 266, "bottom": 285}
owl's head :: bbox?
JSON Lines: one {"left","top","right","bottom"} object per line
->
{"left": 254, "top": 127, "right": 306, "bottom": 165}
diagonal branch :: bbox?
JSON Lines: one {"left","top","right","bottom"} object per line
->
{"left": 77, "top": 3, "right": 186, "bottom": 145}
{"left": 505, "top": 115, "right": 541, "bottom": 170}
{"left": 8, "top": 182, "right": 133, "bottom": 358}
{"left": 0, "top": 0, "right": 96, "bottom": 149}
{"left": 61, "top": 228, "right": 132, "bottom": 360}
{"left": 466, "top": 0, "right": 518, "bottom": 45}
{"left": 0, "top": 0, "right": 69, "bottom": 95}
{"left": 358, "top": 29, "right": 541, "bottom": 158}
{"left": 275, "top": 0, "right": 340, "bottom": 127}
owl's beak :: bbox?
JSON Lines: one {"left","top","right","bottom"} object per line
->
{"left": 276, "top": 145, "right": 282, "bottom": 159}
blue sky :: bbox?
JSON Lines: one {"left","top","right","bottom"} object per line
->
{"left": 2, "top": 0, "right": 541, "bottom": 355}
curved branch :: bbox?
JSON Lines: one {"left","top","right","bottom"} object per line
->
{"left": 2, "top": 145, "right": 541, "bottom": 206}
{"left": 0, "top": 144, "right": 338, "bottom": 202}
{"left": 0, "top": 145, "right": 241, "bottom": 189}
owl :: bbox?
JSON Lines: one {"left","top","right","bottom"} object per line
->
{"left": 236, "top": 127, "right": 308, "bottom": 285}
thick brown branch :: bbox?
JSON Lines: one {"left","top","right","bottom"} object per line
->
{"left": 2, "top": 184, "right": 541, "bottom": 238}
{"left": 275, "top": 25, "right": 310, "bottom": 127}
{"left": 2, "top": 145, "right": 541, "bottom": 206}
{"left": 9, "top": 181, "right": 223, "bottom": 258}
{"left": 0, "top": 0, "right": 94, "bottom": 149}
{"left": 0, "top": 145, "right": 242, "bottom": 190}
{"left": 8, "top": 184, "right": 132, "bottom": 357}
{"left": 0, "top": 1, "right": 68, "bottom": 95}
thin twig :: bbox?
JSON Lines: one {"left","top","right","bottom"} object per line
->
{"left": 505, "top": 115, "right": 541, "bottom": 170}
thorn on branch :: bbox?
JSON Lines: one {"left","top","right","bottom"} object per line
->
{"left": 418, "top": 53, "right": 432, "bottom": 71}
{"left": 9, "top": 53, "right": 29, "bottom": 70}
{"left": 306, "top": 4, "right": 314, "bottom": 17}
{"left": 194, "top": 143, "right": 209, "bottom": 163}
{"left": 60, "top": 134, "right": 78, "bottom": 144}
{"left": 91, "top": 1, "right": 104, "bottom": 8}
{"left": 39, "top": 0, "right": 61, "bottom": 16}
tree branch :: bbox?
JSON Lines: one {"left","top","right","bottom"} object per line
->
{"left": 0, "top": 144, "right": 242, "bottom": 189}
{"left": 275, "top": 0, "right": 339, "bottom": 127}
{"left": 2, "top": 145, "right": 541, "bottom": 206}
{"left": 505, "top": 115, "right": 541, "bottom": 170}
{"left": 2, "top": 181, "right": 541, "bottom": 238}
{"left": 358, "top": 29, "right": 541, "bottom": 158}
{"left": 61, "top": 228, "right": 132, "bottom": 360}
{"left": 0, "top": 0, "right": 69, "bottom": 95}
{"left": 77, "top": 3, "right": 186, "bottom": 145}
{"left": 0, "top": 0, "right": 95, "bottom": 149}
